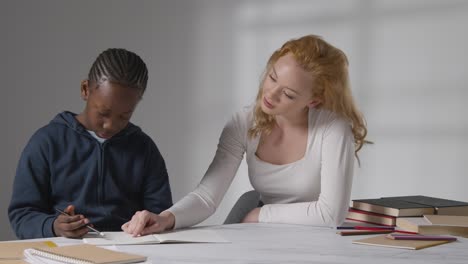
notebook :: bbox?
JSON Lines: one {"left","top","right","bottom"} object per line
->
{"left": 83, "top": 229, "right": 229, "bottom": 246}
{"left": 424, "top": 214, "right": 468, "bottom": 227}
{"left": 352, "top": 234, "right": 454, "bottom": 250}
{"left": 396, "top": 216, "right": 468, "bottom": 237}
{"left": 23, "top": 244, "right": 146, "bottom": 264}
{"left": 0, "top": 260, "right": 28, "bottom": 264}
{"left": 0, "top": 241, "right": 57, "bottom": 260}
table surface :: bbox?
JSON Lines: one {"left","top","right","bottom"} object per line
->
{"left": 14, "top": 223, "right": 468, "bottom": 264}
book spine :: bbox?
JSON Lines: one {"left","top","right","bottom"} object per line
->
{"left": 352, "top": 202, "right": 400, "bottom": 217}
{"left": 345, "top": 217, "right": 395, "bottom": 227}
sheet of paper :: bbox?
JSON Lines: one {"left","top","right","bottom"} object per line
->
{"left": 155, "top": 229, "right": 229, "bottom": 243}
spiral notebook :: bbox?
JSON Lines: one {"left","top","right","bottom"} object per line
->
{"left": 0, "top": 241, "right": 57, "bottom": 260}
{"left": 0, "top": 260, "right": 27, "bottom": 264}
{"left": 23, "top": 244, "right": 146, "bottom": 264}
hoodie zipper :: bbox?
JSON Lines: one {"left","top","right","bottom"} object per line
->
{"left": 98, "top": 140, "right": 109, "bottom": 211}
{"left": 97, "top": 141, "right": 103, "bottom": 209}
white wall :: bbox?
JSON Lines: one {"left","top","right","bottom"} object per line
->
{"left": 1, "top": 0, "right": 467, "bottom": 240}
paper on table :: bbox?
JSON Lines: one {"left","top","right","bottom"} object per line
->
{"left": 83, "top": 229, "right": 229, "bottom": 246}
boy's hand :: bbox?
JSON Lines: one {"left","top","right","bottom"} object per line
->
{"left": 53, "top": 205, "right": 89, "bottom": 238}
{"left": 122, "top": 210, "right": 175, "bottom": 236}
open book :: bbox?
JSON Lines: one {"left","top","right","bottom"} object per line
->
{"left": 83, "top": 229, "right": 229, "bottom": 246}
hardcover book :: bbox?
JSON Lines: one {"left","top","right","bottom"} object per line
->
{"left": 384, "top": 195, "right": 468, "bottom": 216}
{"left": 346, "top": 208, "right": 396, "bottom": 226}
{"left": 352, "top": 198, "right": 434, "bottom": 217}
{"left": 424, "top": 214, "right": 468, "bottom": 227}
{"left": 352, "top": 195, "right": 468, "bottom": 217}
{"left": 396, "top": 217, "right": 468, "bottom": 237}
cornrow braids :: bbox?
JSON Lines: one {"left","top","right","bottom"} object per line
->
{"left": 88, "top": 48, "right": 148, "bottom": 93}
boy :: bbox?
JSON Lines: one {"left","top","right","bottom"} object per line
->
{"left": 8, "top": 48, "right": 173, "bottom": 239}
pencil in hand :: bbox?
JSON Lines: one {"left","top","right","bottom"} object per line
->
{"left": 55, "top": 208, "right": 106, "bottom": 237}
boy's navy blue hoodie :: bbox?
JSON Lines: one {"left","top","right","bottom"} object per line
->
{"left": 8, "top": 111, "right": 173, "bottom": 239}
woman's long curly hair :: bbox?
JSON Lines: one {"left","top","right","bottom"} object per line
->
{"left": 248, "top": 35, "right": 370, "bottom": 156}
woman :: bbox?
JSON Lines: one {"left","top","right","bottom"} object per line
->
{"left": 122, "top": 35, "right": 368, "bottom": 236}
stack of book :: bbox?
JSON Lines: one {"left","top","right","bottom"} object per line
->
{"left": 346, "top": 195, "right": 468, "bottom": 227}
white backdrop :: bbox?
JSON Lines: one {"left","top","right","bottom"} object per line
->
{"left": 1, "top": 0, "right": 467, "bottom": 240}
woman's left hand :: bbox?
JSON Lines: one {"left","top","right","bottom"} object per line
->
{"left": 241, "top": 207, "right": 261, "bottom": 223}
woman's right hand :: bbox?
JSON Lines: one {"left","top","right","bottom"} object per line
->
{"left": 122, "top": 210, "right": 175, "bottom": 236}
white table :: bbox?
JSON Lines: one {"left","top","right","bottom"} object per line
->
{"left": 23, "top": 223, "right": 468, "bottom": 264}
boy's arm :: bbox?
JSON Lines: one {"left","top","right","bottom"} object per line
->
{"left": 141, "top": 141, "right": 173, "bottom": 213}
{"left": 8, "top": 134, "right": 57, "bottom": 239}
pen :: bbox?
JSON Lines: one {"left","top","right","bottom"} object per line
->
{"left": 55, "top": 208, "right": 105, "bottom": 237}
{"left": 394, "top": 230, "right": 419, "bottom": 235}
{"left": 354, "top": 226, "right": 395, "bottom": 231}
{"left": 386, "top": 234, "right": 457, "bottom": 241}
{"left": 336, "top": 226, "right": 356, "bottom": 230}
{"left": 337, "top": 230, "right": 393, "bottom": 236}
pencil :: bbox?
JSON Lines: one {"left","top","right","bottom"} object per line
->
{"left": 337, "top": 230, "right": 393, "bottom": 236}
{"left": 55, "top": 208, "right": 105, "bottom": 237}
{"left": 336, "top": 226, "right": 356, "bottom": 230}
{"left": 355, "top": 226, "right": 395, "bottom": 231}
{"left": 337, "top": 226, "right": 395, "bottom": 231}
{"left": 386, "top": 234, "right": 457, "bottom": 241}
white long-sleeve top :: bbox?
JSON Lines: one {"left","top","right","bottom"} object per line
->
{"left": 167, "top": 106, "right": 355, "bottom": 228}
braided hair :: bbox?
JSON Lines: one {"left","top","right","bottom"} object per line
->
{"left": 88, "top": 48, "right": 148, "bottom": 93}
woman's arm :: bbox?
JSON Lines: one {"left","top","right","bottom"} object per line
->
{"left": 167, "top": 111, "right": 249, "bottom": 229}
{"left": 123, "top": 110, "right": 250, "bottom": 235}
